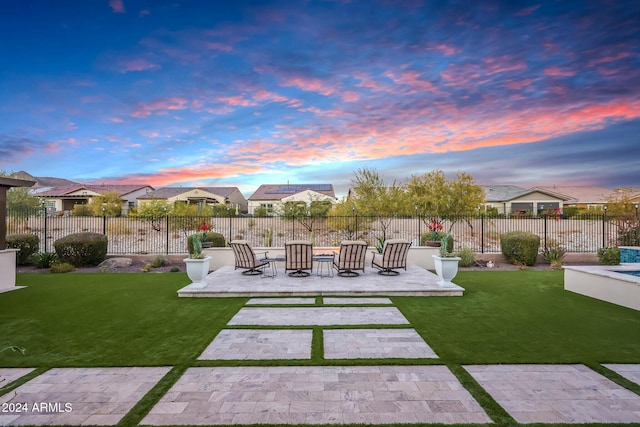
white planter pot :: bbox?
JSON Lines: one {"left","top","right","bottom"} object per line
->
{"left": 184, "top": 256, "right": 211, "bottom": 286}
{"left": 432, "top": 255, "right": 461, "bottom": 287}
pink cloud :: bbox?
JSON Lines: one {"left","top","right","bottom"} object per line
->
{"left": 206, "top": 42, "right": 233, "bottom": 52}
{"left": 280, "top": 76, "right": 336, "bottom": 96}
{"left": 543, "top": 66, "right": 577, "bottom": 77}
{"left": 515, "top": 5, "right": 540, "bottom": 16}
{"left": 428, "top": 43, "right": 459, "bottom": 56}
{"left": 217, "top": 95, "right": 256, "bottom": 107}
{"left": 117, "top": 58, "right": 161, "bottom": 74}
{"left": 341, "top": 91, "right": 360, "bottom": 102}
{"left": 131, "top": 97, "right": 190, "bottom": 118}
{"left": 109, "top": 0, "right": 125, "bottom": 13}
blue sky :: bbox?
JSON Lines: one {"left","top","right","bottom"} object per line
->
{"left": 1, "top": 0, "right": 639, "bottom": 198}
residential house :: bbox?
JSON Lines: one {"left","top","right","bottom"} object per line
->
{"left": 137, "top": 187, "right": 248, "bottom": 213}
{"left": 482, "top": 185, "right": 570, "bottom": 215}
{"left": 248, "top": 184, "right": 337, "bottom": 215}
{"left": 533, "top": 186, "right": 613, "bottom": 211}
{"left": 36, "top": 184, "right": 154, "bottom": 215}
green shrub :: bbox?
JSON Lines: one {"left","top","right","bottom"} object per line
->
{"left": 53, "top": 232, "right": 108, "bottom": 267}
{"left": 542, "top": 241, "right": 566, "bottom": 269}
{"left": 597, "top": 247, "right": 620, "bottom": 265}
{"left": 6, "top": 233, "right": 40, "bottom": 265}
{"left": 500, "top": 231, "right": 540, "bottom": 266}
{"left": 50, "top": 262, "right": 75, "bottom": 273}
{"left": 201, "top": 232, "right": 226, "bottom": 247}
{"left": 170, "top": 266, "right": 180, "bottom": 273}
{"left": 151, "top": 255, "right": 169, "bottom": 268}
{"left": 456, "top": 247, "right": 476, "bottom": 267}
{"left": 31, "top": 252, "right": 58, "bottom": 269}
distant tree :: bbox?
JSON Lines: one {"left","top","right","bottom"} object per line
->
{"left": 350, "top": 167, "right": 407, "bottom": 242}
{"left": 327, "top": 199, "right": 369, "bottom": 242}
{"left": 253, "top": 206, "right": 269, "bottom": 217}
{"left": 87, "top": 191, "right": 123, "bottom": 216}
{"left": 406, "top": 170, "right": 485, "bottom": 235}
{"left": 606, "top": 188, "right": 638, "bottom": 215}
{"left": 279, "top": 196, "right": 333, "bottom": 243}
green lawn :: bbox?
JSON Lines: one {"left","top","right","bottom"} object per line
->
{"left": 2, "top": 270, "right": 639, "bottom": 368}
{"left": 1, "top": 270, "right": 639, "bottom": 427}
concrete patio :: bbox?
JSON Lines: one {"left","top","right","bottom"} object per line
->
{"left": 177, "top": 264, "right": 464, "bottom": 297}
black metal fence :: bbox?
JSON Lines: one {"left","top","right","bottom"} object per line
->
{"left": 5, "top": 210, "right": 640, "bottom": 255}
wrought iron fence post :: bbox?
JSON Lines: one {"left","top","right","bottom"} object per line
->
{"left": 602, "top": 208, "right": 607, "bottom": 248}
{"left": 481, "top": 214, "right": 485, "bottom": 254}
{"left": 543, "top": 214, "right": 548, "bottom": 249}
{"left": 165, "top": 214, "right": 169, "bottom": 255}
{"left": 42, "top": 201, "right": 48, "bottom": 253}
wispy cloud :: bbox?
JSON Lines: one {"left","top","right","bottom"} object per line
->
{"left": 108, "top": 0, "right": 125, "bottom": 14}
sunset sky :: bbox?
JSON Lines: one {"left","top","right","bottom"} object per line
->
{"left": 1, "top": 0, "right": 639, "bottom": 198}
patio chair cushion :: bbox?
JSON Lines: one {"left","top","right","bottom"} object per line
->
{"left": 230, "top": 240, "right": 268, "bottom": 274}
{"left": 372, "top": 239, "right": 411, "bottom": 275}
{"left": 334, "top": 240, "right": 367, "bottom": 276}
{"left": 285, "top": 240, "right": 313, "bottom": 275}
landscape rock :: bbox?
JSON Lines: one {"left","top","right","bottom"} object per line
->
{"left": 98, "top": 257, "right": 133, "bottom": 270}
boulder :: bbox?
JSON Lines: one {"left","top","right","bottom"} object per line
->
{"left": 98, "top": 257, "right": 133, "bottom": 270}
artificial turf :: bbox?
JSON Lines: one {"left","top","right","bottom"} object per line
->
{"left": 1, "top": 270, "right": 638, "bottom": 368}
{"left": 1, "top": 270, "right": 640, "bottom": 427}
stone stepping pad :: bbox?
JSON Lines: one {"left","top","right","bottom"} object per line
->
{"left": 246, "top": 297, "right": 316, "bottom": 305}
{"left": 0, "top": 367, "right": 170, "bottom": 426}
{"left": 198, "top": 329, "right": 312, "bottom": 360}
{"left": 142, "top": 365, "right": 491, "bottom": 425}
{"left": 603, "top": 364, "right": 640, "bottom": 386}
{"left": 227, "top": 307, "right": 409, "bottom": 326}
{"left": 324, "top": 329, "right": 438, "bottom": 359}
{"left": 323, "top": 297, "right": 392, "bottom": 305}
{"left": 465, "top": 364, "right": 640, "bottom": 424}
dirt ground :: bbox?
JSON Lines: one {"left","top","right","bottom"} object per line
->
{"left": 16, "top": 252, "right": 599, "bottom": 274}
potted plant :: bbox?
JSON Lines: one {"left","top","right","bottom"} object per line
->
{"left": 184, "top": 234, "right": 211, "bottom": 286}
{"left": 431, "top": 234, "right": 461, "bottom": 287}
{"left": 421, "top": 218, "right": 443, "bottom": 247}
{"left": 197, "top": 220, "right": 213, "bottom": 248}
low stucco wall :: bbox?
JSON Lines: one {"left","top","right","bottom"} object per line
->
{"left": 0, "top": 249, "right": 18, "bottom": 290}
{"left": 202, "top": 246, "right": 441, "bottom": 272}
{"left": 564, "top": 265, "right": 640, "bottom": 311}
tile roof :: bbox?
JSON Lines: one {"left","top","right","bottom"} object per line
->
{"left": 249, "top": 184, "right": 336, "bottom": 201}
{"left": 138, "top": 187, "right": 239, "bottom": 199}
{"left": 36, "top": 184, "right": 152, "bottom": 197}
{"left": 533, "top": 186, "right": 613, "bottom": 204}
{"left": 482, "top": 185, "right": 528, "bottom": 202}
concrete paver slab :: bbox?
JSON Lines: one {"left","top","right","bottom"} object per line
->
{"left": 228, "top": 306, "right": 410, "bottom": 326}
{"left": 603, "top": 364, "right": 640, "bottom": 386}
{"left": 198, "top": 329, "right": 312, "bottom": 360}
{"left": 323, "top": 297, "right": 392, "bottom": 305}
{"left": 0, "top": 367, "right": 170, "bottom": 426}
{"left": 142, "top": 365, "right": 491, "bottom": 425}
{"left": 324, "top": 329, "right": 438, "bottom": 359}
{"left": 465, "top": 364, "right": 640, "bottom": 424}
{"left": 178, "top": 265, "right": 464, "bottom": 297}
{"left": 246, "top": 298, "right": 316, "bottom": 305}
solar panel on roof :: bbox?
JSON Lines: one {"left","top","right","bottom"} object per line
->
{"left": 265, "top": 184, "right": 332, "bottom": 194}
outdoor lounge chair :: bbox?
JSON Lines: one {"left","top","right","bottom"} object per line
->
{"left": 230, "top": 240, "right": 269, "bottom": 275}
{"left": 333, "top": 240, "right": 368, "bottom": 277}
{"left": 285, "top": 240, "right": 313, "bottom": 277}
{"left": 371, "top": 239, "right": 411, "bottom": 275}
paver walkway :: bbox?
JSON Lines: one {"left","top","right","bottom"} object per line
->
{"left": 141, "top": 365, "right": 492, "bottom": 425}
{"left": 228, "top": 306, "right": 410, "bottom": 326}
{"left": 198, "top": 329, "right": 313, "bottom": 360}
{"left": 0, "top": 367, "right": 170, "bottom": 426}
{"left": 465, "top": 364, "right": 640, "bottom": 424}
{"left": 324, "top": 328, "right": 438, "bottom": 359}
{"left": 2, "top": 296, "right": 640, "bottom": 425}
